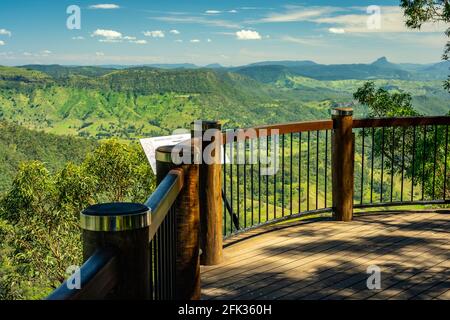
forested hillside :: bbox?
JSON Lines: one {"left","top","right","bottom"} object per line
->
{"left": 0, "top": 122, "right": 97, "bottom": 192}
{"left": 0, "top": 62, "right": 446, "bottom": 144}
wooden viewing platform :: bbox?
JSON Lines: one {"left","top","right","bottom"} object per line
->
{"left": 47, "top": 110, "right": 450, "bottom": 301}
{"left": 201, "top": 210, "right": 450, "bottom": 300}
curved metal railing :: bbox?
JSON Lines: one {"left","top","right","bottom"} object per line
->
{"left": 222, "top": 116, "right": 450, "bottom": 237}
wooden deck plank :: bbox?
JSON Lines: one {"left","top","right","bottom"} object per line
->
{"left": 203, "top": 213, "right": 438, "bottom": 298}
{"left": 202, "top": 212, "right": 430, "bottom": 283}
{"left": 201, "top": 210, "right": 450, "bottom": 300}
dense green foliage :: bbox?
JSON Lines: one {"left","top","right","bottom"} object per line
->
{"left": 354, "top": 81, "right": 450, "bottom": 200}
{"left": 0, "top": 63, "right": 448, "bottom": 144}
{"left": 353, "top": 81, "right": 418, "bottom": 117}
{"left": 0, "top": 122, "right": 97, "bottom": 192}
{"left": 401, "top": 0, "right": 450, "bottom": 91}
{"left": 0, "top": 140, "right": 154, "bottom": 300}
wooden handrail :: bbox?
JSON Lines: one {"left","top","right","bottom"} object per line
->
{"left": 221, "top": 116, "right": 450, "bottom": 144}
{"left": 145, "top": 169, "right": 184, "bottom": 240}
{"left": 222, "top": 120, "right": 333, "bottom": 144}
{"left": 46, "top": 248, "right": 119, "bottom": 300}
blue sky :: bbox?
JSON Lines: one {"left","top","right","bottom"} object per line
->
{"left": 0, "top": 0, "right": 448, "bottom": 66}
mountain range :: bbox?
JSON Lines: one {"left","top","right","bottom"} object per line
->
{"left": 20, "top": 57, "right": 449, "bottom": 81}
{"left": 0, "top": 57, "right": 445, "bottom": 139}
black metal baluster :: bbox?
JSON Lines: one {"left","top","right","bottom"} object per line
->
{"left": 316, "top": 131, "right": 319, "bottom": 210}
{"left": 444, "top": 125, "right": 449, "bottom": 200}
{"left": 290, "top": 133, "right": 293, "bottom": 215}
{"left": 281, "top": 134, "right": 285, "bottom": 217}
{"left": 266, "top": 135, "right": 269, "bottom": 222}
{"left": 230, "top": 140, "right": 233, "bottom": 233}
{"left": 258, "top": 137, "right": 262, "bottom": 224}
{"left": 299, "top": 132, "right": 302, "bottom": 213}
{"left": 223, "top": 139, "right": 227, "bottom": 235}
{"left": 164, "top": 218, "right": 169, "bottom": 299}
{"left": 251, "top": 139, "right": 254, "bottom": 226}
{"left": 307, "top": 131, "right": 311, "bottom": 211}
{"left": 243, "top": 139, "right": 247, "bottom": 229}
{"left": 381, "top": 127, "right": 385, "bottom": 203}
{"left": 325, "top": 130, "right": 328, "bottom": 208}
{"left": 411, "top": 126, "right": 416, "bottom": 201}
{"left": 237, "top": 138, "right": 240, "bottom": 228}
{"left": 157, "top": 229, "right": 162, "bottom": 299}
{"left": 422, "top": 126, "right": 427, "bottom": 201}
{"left": 401, "top": 126, "right": 406, "bottom": 202}
{"left": 390, "top": 127, "right": 395, "bottom": 203}
{"left": 432, "top": 125, "right": 438, "bottom": 199}
{"left": 274, "top": 134, "right": 277, "bottom": 219}
{"left": 370, "top": 127, "right": 375, "bottom": 203}
{"left": 361, "top": 128, "right": 365, "bottom": 205}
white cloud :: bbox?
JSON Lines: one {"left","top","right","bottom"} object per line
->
{"left": 99, "top": 39, "right": 122, "bottom": 43}
{"left": 229, "top": 10, "right": 238, "bottom": 14}
{"left": 23, "top": 52, "right": 32, "bottom": 56}
{"left": 170, "top": 29, "right": 180, "bottom": 35}
{"left": 329, "top": 28, "right": 345, "bottom": 34}
{"left": 131, "top": 40, "right": 147, "bottom": 44}
{"left": 92, "top": 29, "right": 123, "bottom": 39}
{"left": 207, "top": 38, "right": 212, "bottom": 42}
{"left": 72, "top": 36, "right": 85, "bottom": 40}
{"left": 96, "top": 52, "right": 105, "bottom": 56}
{"left": 281, "top": 35, "right": 325, "bottom": 46}
{"left": 0, "top": 29, "right": 11, "bottom": 37}
{"left": 40, "top": 50, "right": 52, "bottom": 56}
{"left": 89, "top": 4, "right": 120, "bottom": 9}
{"left": 175, "top": 39, "right": 183, "bottom": 43}
{"left": 0, "top": 41, "right": 5, "bottom": 46}
{"left": 256, "top": 7, "right": 338, "bottom": 23}
{"left": 254, "top": 5, "right": 447, "bottom": 34}
{"left": 205, "top": 10, "right": 221, "bottom": 14}
{"left": 315, "top": 6, "right": 446, "bottom": 33}
{"left": 123, "top": 36, "right": 137, "bottom": 40}
{"left": 143, "top": 30, "right": 165, "bottom": 38}
{"left": 236, "top": 30, "right": 262, "bottom": 40}
{"left": 190, "top": 39, "right": 201, "bottom": 43}
{"left": 153, "top": 16, "right": 241, "bottom": 29}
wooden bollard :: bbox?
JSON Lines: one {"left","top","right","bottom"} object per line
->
{"left": 192, "top": 120, "right": 223, "bottom": 266}
{"left": 80, "top": 202, "right": 152, "bottom": 299}
{"left": 331, "top": 108, "right": 354, "bottom": 221}
{"left": 156, "top": 143, "right": 201, "bottom": 300}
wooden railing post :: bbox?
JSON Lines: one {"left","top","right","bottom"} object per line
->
{"left": 192, "top": 120, "right": 223, "bottom": 266}
{"left": 331, "top": 108, "right": 354, "bottom": 221}
{"left": 80, "top": 202, "right": 152, "bottom": 299}
{"left": 156, "top": 144, "right": 201, "bottom": 300}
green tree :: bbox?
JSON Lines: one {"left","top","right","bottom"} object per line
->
{"left": 0, "top": 140, "right": 155, "bottom": 300}
{"left": 354, "top": 81, "right": 449, "bottom": 201}
{"left": 353, "top": 81, "right": 419, "bottom": 117}
{"left": 84, "top": 140, "right": 154, "bottom": 202}
{"left": 401, "top": 0, "right": 450, "bottom": 91}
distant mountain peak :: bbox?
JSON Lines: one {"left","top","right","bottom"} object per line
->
{"left": 372, "top": 56, "right": 392, "bottom": 66}
{"left": 375, "top": 56, "right": 388, "bottom": 62}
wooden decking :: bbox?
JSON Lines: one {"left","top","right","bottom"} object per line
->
{"left": 201, "top": 210, "right": 450, "bottom": 300}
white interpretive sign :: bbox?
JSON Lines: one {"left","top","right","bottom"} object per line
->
{"left": 140, "top": 134, "right": 231, "bottom": 174}
{"left": 140, "top": 134, "right": 191, "bottom": 174}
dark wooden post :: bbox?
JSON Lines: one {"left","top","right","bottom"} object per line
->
{"left": 156, "top": 143, "right": 201, "bottom": 300}
{"left": 331, "top": 108, "right": 354, "bottom": 221}
{"left": 80, "top": 202, "right": 152, "bottom": 299}
{"left": 192, "top": 120, "right": 223, "bottom": 266}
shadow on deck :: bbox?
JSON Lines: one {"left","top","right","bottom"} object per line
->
{"left": 201, "top": 210, "right": 450, "bottom": 300}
